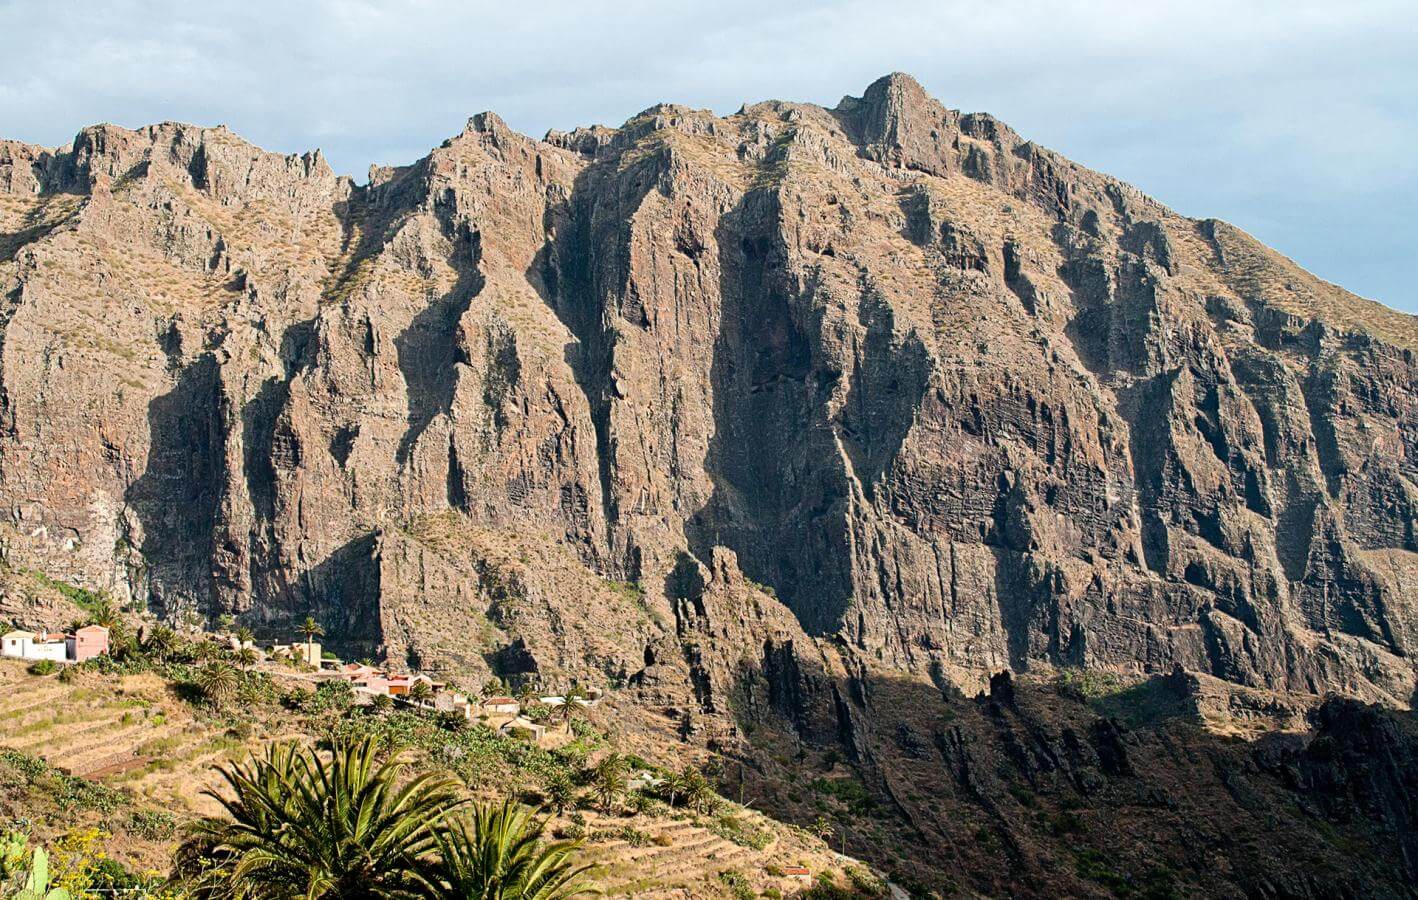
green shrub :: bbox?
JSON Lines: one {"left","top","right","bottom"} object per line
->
{"left": 718, "top": 869, "right": 755, "bottom": 900}
{"left": 27, "top": 660, "right": 58, "bottom": 676}
{"left": 710, "top": 813, "right": 772, "bottom": 850}
{"left": 1073, "top": 847, "right": 1128, "bottom": 894}
{"left": 127, "top": 809, "right": 177, "bottom": 840}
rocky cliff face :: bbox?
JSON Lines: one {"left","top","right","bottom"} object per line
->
{"left": 1, "top": 74, "right": 1415, "bottom": 711}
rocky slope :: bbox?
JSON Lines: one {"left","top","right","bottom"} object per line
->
{"left": 2, "top": 73, "right": 1414, "bottom": 705}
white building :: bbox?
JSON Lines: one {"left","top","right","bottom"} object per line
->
{"left": 1, "top": 630, "right": 69, "bottom": 662}
{"left": 1, "top": 630, "right": 34, "bottom": 658}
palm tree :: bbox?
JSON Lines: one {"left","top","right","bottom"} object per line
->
{"left": 176, "top": 737, "right": 464, "bottom": 899}
{"left": 431, "top": 800, "right": 597, "bottom": 899}
{"left": 678, "top": 767, "right": 718, "bottom": 816}
{"left": 588, "top": 754, "right": 628, "bottom": 814}
{"left": 542, "top": 771, "right": 578, "bottom": 816}
{"left": 658, "top": 770, "right": 688, "bottom": 809}
{"left": 481, "top": 676, "right": 506, "bottom": 699}
{"left": 85, "top": 596, "right": 130, "bottom": 646}
{"left": 195, "top": 661, "right": 239, "bottom": 708}
{"left": 144, "top": 624, "right": 178, "bottom": 661}
{"left": 235, "top": 646, "right": 259, "bottom": 671}
{"left": 516, "top": 681, "right": 539, "bottom": 705}
{"left": 369, "top": 693, "right": 394, "bottom": 715}
{"left": 407, "top": 680, "right": 433, "bottom": 708}
{"left": 558, "top": 685, "right": 588, "bottom": 724}
{"left": 216, "top": 614, "right": 236, "bottom": 635}
{"left": 299, "top": 616, "right": 324, "bottom": 664}
{"left": 87, "top": 597, "right": 120, "bottom": 629}
{"left": 234, "top": 626, "right": 256, "bottom": 648}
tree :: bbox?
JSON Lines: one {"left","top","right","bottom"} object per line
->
{"left": 195, "top": 661, "right": 238, "bottom": 708}
{"left": 176, "top": 737, "right": 463, "bottom": 899}
{"left": 808, "top": 814, "right": 834, "bottom": 843}
{"left": 144, "top": 625, "right": 177, "bottom": 661}
{"left": 659, "top": 770, "right": 688, "bottom": 809}
{"left": 235, "top": 646, "right": 258, "bottom": 671}
{"left": 516, "top": 681, "right": 539, "bottom": 705}
{"left": 216, "top": 614, "right": 235, "bottom": 635}
{"left": 299, "top": 616, "right": 324, "bottom": 664}
{"left": 84, "top": 598, "right": 130, "bottom": 647}
{"left": 233, "top": 626, "right": 255, "bottom": 648}
{"left": 369, "top": 693, "right": 394, "bottom": 715}
{"left": 408, "top": 680, "right": 434, "bottom": 707}
{"left": 431, "top": 800, "right": 596, "bottom": 899}
{"left": 558, "top": 685, "right": 588, "bottom": 724}
{"left": 678, "top": 767, "right": 718, "bottom": 816}
{"left": 542, "top": 771, "right": 578, "bottom": 816}
{"left": 588, "top": 754, "right": 628, "bottom": 814}
{"left": 481, "top": 676, "right": 506, "bottom": 699}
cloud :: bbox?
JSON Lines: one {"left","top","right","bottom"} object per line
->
{"left": 1, "top": 0, "right": 1413, "bottom": 308}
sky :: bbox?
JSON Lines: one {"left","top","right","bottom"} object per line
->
{"left": 1, "top": 0, "right": 1414, "bottom": 311}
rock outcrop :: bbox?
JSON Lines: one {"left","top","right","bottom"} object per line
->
{"left": 1, "top": 74, "right": 1415, "bottom": 712}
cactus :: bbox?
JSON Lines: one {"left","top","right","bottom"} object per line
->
{"left": 1, "top": 829, "right": 29, "bottom": 881}
{"left": 13, "top": 847, "right": 72, "bottom": 900}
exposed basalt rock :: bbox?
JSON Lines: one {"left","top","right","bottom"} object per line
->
{"left": 0, "top": 74, "right": 1414, "bottom": 714}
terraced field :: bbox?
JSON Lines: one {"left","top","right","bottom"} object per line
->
{"left": 0, "top": 659, "right": 867, "bottom": 896}
{"left": 0, "top": 660, "right": 277, "bottom": 817}
{"left": 572, "top": 809, "right": 832, "bottom": 897}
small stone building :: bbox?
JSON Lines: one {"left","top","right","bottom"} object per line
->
{"left": 68, "top": 625, "right": 110, "bottom": 662}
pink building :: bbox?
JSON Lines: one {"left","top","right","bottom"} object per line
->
{"left": 68, "top": 625, "right": 110, "bottom": 662}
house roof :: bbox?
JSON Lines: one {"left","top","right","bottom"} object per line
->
{"left": 75, "top": 625, "right": 108, "bottom": 635}
{"left": 2, "top": 630, "right": 34, "bottom": 639}
{"left": 34, "top": 632, "right": 68, "bottom": 643}
{"left": 484, "top": 696, "right": 517, "bottom": 705}
{"left": 783, "top": 867, "right": 811, "bottom": 876}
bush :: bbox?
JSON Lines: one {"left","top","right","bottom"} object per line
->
{"left": 28, "top": 659, "right": 58, "bottom": 676}
{"left": 710, "top": 813, "right": 772, "bottom": 850}
{"left": 127, "top": 809, "right": 177, "bottom": 840}
{"left": 718, "top": 869, "right": 755, "bottom": 900}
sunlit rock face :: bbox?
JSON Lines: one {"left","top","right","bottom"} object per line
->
{"left": 1, "top": 74, "right": 1414, "bottom": 706}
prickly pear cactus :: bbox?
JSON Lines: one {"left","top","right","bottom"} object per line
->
{"left": 14, "top": 847, "right": 72, "bottom": 900}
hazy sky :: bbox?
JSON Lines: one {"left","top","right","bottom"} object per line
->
{"left": 2, "top": 0, "right": 1414, "bottom": 311}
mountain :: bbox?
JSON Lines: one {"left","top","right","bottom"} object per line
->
{"left": 2, "top": 73, "right": 1417, "bottom": 895}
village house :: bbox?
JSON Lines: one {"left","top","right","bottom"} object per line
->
{"left": 2, "top": 630, "right": 71, "bottom": 662}
{"left": 498, "top": 715, "right": 547, "bottom": 743}
{"left": 68, "top": 625, "right": 110, "bottom": 662}
{"left": 1, "top": 629, "right": 33, "bottom": 659}
{"left": 269, "top": 640, "right": 322, "bottom": 667}
{"left": 380, "top": 672, "right": 442, "bottom": 699}
{"left": 434, "top": 691, "right": 474, "bottom": 719}
{"left": 3, "top": 626, "right": 112, "bottom": 663}
{"left": 483, "top": 696, "right": 520, "bottom": 716}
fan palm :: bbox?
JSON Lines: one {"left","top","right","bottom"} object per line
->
{"left": 431, "top": 800, "right": 597, "bottom": 899}
{"left": 176, "top": 737, "right": 464, "bottom": 899}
